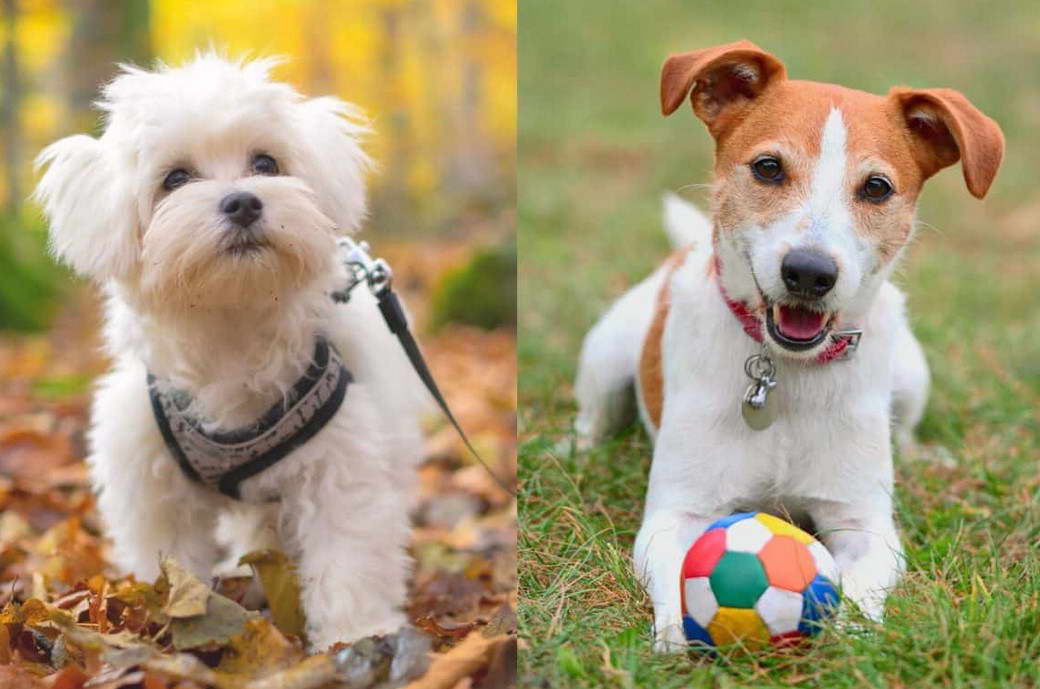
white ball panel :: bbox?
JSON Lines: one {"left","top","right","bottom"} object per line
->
{"left": 809, "top": 541, "right": 840, "bottom": 583}
{"left": 754, "top": 585, "right": 804, "bottom": 636}
{"left": 725, "top": 517, "right": 773, "bottom": 553}
{"left": 683, "top": 576, "right": 719, "bottom": 628}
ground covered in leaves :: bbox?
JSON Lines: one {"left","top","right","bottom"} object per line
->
{"left": 0, "top": 241, "right": 517, "bottom": 688}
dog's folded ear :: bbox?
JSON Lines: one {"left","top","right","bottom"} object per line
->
{"left": 32, "top": 135, "right": 138, "bottom": 279}
{"left": 890, "top": 87, "right": 1004, "bottom": 199}
{"left": 292, "top": 97, "right": 373, "bottom": 234}
{"left": 660, "top": 40, "right": 786, "bottom": 134}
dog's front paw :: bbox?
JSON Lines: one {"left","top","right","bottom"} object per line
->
{"left": 831, "top": 600, "right": 885, "bottom": 639}
{"left": 652, "top": 614, "right": 688, "bottom": 653}
{"left": 837, "top": 597, "right": 885, "bottom": 630}
{"left": 839, "top": 576, "right": 889, "bottom": 625}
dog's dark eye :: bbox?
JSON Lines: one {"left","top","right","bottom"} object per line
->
{"left": 162, "top": 169, "right": 191, "bottom": 191}
{"left": 861, "top": 176, "right": 893, "bottom": 202}
{"left": 252, "top": 154, "right": 279, "bottom": 176}
{"left": 751, "top": 156, "right": 784, "bottom": 184}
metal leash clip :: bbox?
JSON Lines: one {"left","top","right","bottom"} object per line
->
{"left": 741, "top": 351, "right": 778, "bottom": 430}
{"left": 328, "top": 236, "right": 516, "bottom": 495}
{"left": 331, "top": 237, "right": 393, "bottom": 302}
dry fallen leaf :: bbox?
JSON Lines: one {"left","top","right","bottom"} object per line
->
{"left": 41, "top": 664, "right": 88, "bottom": 689}
{"left": 401, "top": 631, "right": 510, "bottom": 689}
{"left": 217, "top": 618, "right": 304, "bottom": 678}
{"left": 244, "top": 627, "right": 432, "bottom": 689}
{"left": 244, "top": 653, "right": 337, "bottom": 689}
{"left": 169, "top": 588, "right": 257, "bottom": 651}
{"left": 239, "top": 550, "right": 306, "bottom": 640}
{"left": 0, "top": 664, "right": 45, "bottom": 688}
{"left": 159, "top": 558, "right": 210, "bottom": 619}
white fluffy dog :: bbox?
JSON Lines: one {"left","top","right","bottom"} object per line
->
{"left": 34, "top": 54, "right": 428, "bottom": 649}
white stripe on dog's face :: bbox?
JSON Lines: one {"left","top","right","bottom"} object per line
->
{"left": 800, "top": 108, "right": 869, "bottom": 313}
{"left": 808, "top": 109, "right": 849, "bottom": 224}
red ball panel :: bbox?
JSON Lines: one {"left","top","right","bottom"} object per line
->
{"left": 682, "top": 528, "right": 727, "bottom": 578}
{"left": 770, "top": 630, "right": 808, "bottom": 648}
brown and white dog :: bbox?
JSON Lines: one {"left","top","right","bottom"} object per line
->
{"left": 572, "top": 41, "right": 1003, "bottom": 650}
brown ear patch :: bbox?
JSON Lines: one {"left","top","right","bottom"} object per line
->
{"left": 660, "top": 40, "right": 786, "bottom": 137}
{"left": 639, "top": 248, "right": 693, "bottom": 431}
{"left": 890, "top": 87, "right": 1004, "bottom": 198}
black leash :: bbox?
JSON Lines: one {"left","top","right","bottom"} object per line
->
{"left": 333, "top": 239, "right": 515, "bottom": 496}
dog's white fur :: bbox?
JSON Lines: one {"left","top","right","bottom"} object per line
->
{"left": 34, "top": 54, "right": 428, "bottom": 649}
{"left": 578, "top": 191, "right": 925, "bottom": 649}
{"left": 574, "top": 41, "right": 1002, "bottom": 651}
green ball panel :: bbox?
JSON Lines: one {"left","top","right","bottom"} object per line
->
{"left": 710, "top": 551, "right": 769, "bottom": 608}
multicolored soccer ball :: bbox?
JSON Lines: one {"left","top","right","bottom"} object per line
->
{"left": 681, "top": 512, "right": 841, "bottom": 649}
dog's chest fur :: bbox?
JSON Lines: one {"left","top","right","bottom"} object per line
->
{"left": 638, "top": 244, "right": 902, "bottom": 510}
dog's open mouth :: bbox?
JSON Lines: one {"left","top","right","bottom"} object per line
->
{"left": 765, "top": 302, "right": 834, "bottom": 351}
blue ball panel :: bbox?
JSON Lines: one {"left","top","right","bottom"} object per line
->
{"left": 706, "top": 512, "right": 757, "bottom": 531}
{"left": 798, "top": 574, "right": 841, "bottom": 636}
{"left": 682, "top": 614, "right": 715, "bottom": 647}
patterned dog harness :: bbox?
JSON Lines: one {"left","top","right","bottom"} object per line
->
{"left": 148, "top": 337, "right": 351, "bottom": 500}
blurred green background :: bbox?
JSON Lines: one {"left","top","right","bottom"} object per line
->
{"left": 519, "top": 1, "right": 1040, "bottom": 687}
{"left": 0, "top": 0, "right": 516, "bottom": 333}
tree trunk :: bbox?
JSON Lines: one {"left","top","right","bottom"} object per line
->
{"left": 448, "top": 1, "right": 495, "bottom": 199}
{"left": 64, "top": 0, "right": 151, "bottom": 133}
{"left": 1, "top": 0, "right": 20, "bottom": 212}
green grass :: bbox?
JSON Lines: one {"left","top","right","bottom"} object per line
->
{"left": 517, "top": 1, "right": 1040, "bottom": 686}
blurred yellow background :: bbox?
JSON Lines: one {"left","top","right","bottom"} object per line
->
{"left": 0, "top": 0, "right": 516, "bottom": 330}
{"left": 3, "top": 0, "right": 515, "bottom": 227}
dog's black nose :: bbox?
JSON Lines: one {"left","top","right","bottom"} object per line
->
{"left": 781, "top": 249, "right": 838, "bottom": 298}
{"left": 219, "top": 191, "right": 263, "bottom": 227}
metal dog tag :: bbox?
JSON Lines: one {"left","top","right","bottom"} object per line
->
{"left": 741, "top": 353, "right": 777, "bottom": 431}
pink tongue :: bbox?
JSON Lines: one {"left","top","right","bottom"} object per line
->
{"left": 777, "top": 305, "right": 826, "bottom": 340}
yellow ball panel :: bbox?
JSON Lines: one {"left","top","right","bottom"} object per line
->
{"left": 707, "top": 606, "right": 770, "bottom": 647}
{"left": 755, "top": 513, "right": 814, "bottom": 544}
